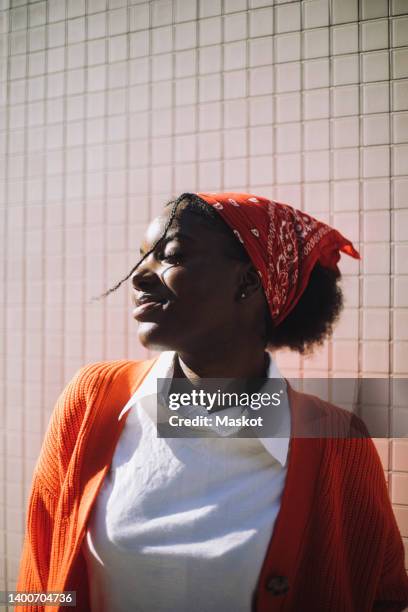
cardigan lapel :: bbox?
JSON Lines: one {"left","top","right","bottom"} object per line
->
{"left": 56, "top": 359, "right": 158, "bottom": 595}
{"left": 254, "top": 380, "right": 324, "bottom": 611}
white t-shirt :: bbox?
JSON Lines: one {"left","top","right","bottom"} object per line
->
{"left": 82, "top": 351, "right": 291, "bottom": 612}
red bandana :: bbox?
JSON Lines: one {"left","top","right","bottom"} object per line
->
{"left": 195, "top": 192, "right": 360, "bottom": 326}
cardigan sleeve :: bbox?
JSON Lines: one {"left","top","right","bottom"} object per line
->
{"left": 16, "top": 363, "right": 107, "bottom": 608}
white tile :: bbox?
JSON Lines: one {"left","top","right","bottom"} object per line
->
{"left": 332, "top": 23, "right": 358, "bottom": 55}
{"left": 175, "top": 49, "right": 196, "bottom": 78}
{"left": 361, "top": 0, "right": 388, "bottom": 19}
{"left": 88, "top": 39, "right": 107, "bottom": 65}
{"left": 175, "top": 134, "right": 196, "bottom": 163}
{"left": 333, "top": 116, "right": 359, "bottom": 148}
{"left": 363, "top": 243, "right": 390, "bottom": 274}
{"left": 224, "top": 128, "right": 247, "bottom": 158}
{"left": 332, "top": 0, "right": 358, "bottom": 24}
{"left": 304, "top": 119, "right": 329, "bottom": 150}
{"left": 152, "top": 26, "right": 172, "bottom": 54}
{"left": 68, "top": 17, "right": 85, "bottom": 44}
{"left": 249, "top": 95, "right": 273, "bottom": 125}
{"left": 333, "top": 148, "right": 359, "bottom": 180}
{"left": 333, "top": 211, "right": 360, "bottom": 242}
{"left": 333, "top": 180, "right": 359, "bottom": 211}
{"left": 250, "top": 125, "right": 273, "bottom": 156}
{"left": 29, "top": 1, "right": 46, "bottom": 26}
{"left": 393, "top": 177, "right": 408, "bottom": 208}
{"left": 363, "top": 179, "right": 390, "bottom": 210}
{"left": 364, "top": 211, "right": 390, "bottom": 241}
{"left": 249, "top": 37, "right": 273, "bottom": 67}
{"left": 275, "top": 32, "right": 301, "bottom": 63}
{"left": 224, "top": 99, "right": 247, "bottom": 128}
{"left": 130, "top": 31, "right": 149, "bottom": 57}
{"left": 250, "top": 7, "right": 273, "bottom": 38}
{"left": 199, "top": 16, "right": 222, "bottom": 46}
{"left": 175, "top": 105, "right": 196, "bottom": 133}
{"left": 303, "top": 28, "right": 329, "bottom": 59}
{"left": 199, "top": 73, "right": 221, "bottom": 102}
{"left": 87, "top": 65, "right": 106, "bottom": 92}
{"left": 332, "top": 54, "right": 359, "bottom": 86}
{"left": 304, "top": 58, "right": 329, "bottom": 89}
{"left": 362, "top": 82, "right": 390, "bottom": 114}
{"left": 392, "top": 16, "right": 408, "bottom": 47}
{"left": 304, "top": 150, "right": 330, "bottom": 181}
{"left": 198, "top": 160, "right": 221, "bottom": 189}
{"left": 362, "top": 51, "right": 389, "bottom": 82}
{"left": 361, "top": 19, "right": 389, "bottom": 51}
{"left": 276, "top": 123, "right": 301, "bottom": 153}
{"left": 175, "top": 21, "right": 196, "bottom": 50}
{"left": 225, "top": 0, "right": 246, "bottom": 12}
{"left": 109, "top": 7, "right": 128, "bottom": 35}
{"left": 152, "top": 0, "right": 172, "bottom": 27}
{"left": 29, "top": 50, "right": 46, "bottom": 75}
{"left": 199, "top": 101, "right": 222, "bottom": 131}
{"left": 303, "top": 0, "right": 329, "bottom": 29}
{"left": 362, "top": 341, "right": 389, "bottom": 373}
{"left": 276, "top": 92, "right": 301, "bottom": 123}
{"left": 129, "top": 4, "right": 149, "bottom": 31}
{"left": 394, "top": 276, "right": 408, "bottom": 308}
{"left": 393, "top": 209, "right": 408, "bottom": 241}
{"left": 224, "top": 70, "right": 247, "bottom": 99}
{"left": 175, "top": 77, "right": 197, "bottom": 106}
{"left": 304, "top": 182, "right": 330, "bottom": 211}
{"left": 303, "top": 88, "right": 329, "bottom": 119}
{"left": 393, "top": 144, "right": 408, "bottom": 176}
{"left": 363, "top": 114, "right": 390, "bottom": 146}
{"left": 152, "top": 53, "right": 172, "bottom": 80}
{"left": 333, "top": 341, "right": 358, "bottom": 372}
{"left": 29, "top": 26, "right": 46, "bottom": 52}
{"left": 67, "top": 0, "right": 85, "bottom": 18}
{"left": 48, "top": 0, "right": 66, "bottom": 22}
{"left": 250, "top": 154, "right": 274, "bottom": 185}
{"left": 11, "top": 6, "right": 27, "bottom": 31}
{"left": 392, "top": 48, "right": 408, "bottom": 79}
{"left": 68, "top": 42, "right": 86, "bottom": 69}
{"left": 394, "top": 310, "right": 408, "bottom": 341}
{"left": 275, "top": 3, "right": 300, "bottom": 34}
{"left": 226, "top": 157, "right": 248, "bottom": 186}
{"left": 393, "top": 80, "right": 408, "bottom": 112}
{"left": 275, "top": 62, "right": 301, "bottom": 92}
{"left": 249, "top": 65, "right": 273, "bottom": 96}
{"left": 225, "top": 41, "right": 247, "bottom": 70}
{"left": 175, "top": 0, "right": 197, "bottom": 22}
{"left": 394, "top": 244, "right": 408, "bottom": 274}
{"left": 152, "top": 80, "right": 172, "bottom": 107}
{"left": 48, "top": 21, "right": 65, "bottom": 48}
{"left": 198, "top": 131, "right": 221, "bottom": 159}
{"left": 276, "top": 153, "right": 301, "bottom": 184}
{"left": 363, "top": 146, "right": 389, "bottom": 178}
{"left": 390, "top": 107, "right": 408, "bottom": 141}
{"left": 199, "top": 45, "right": 221, "bottom": 74}
{"left": 392, "top": 0, "right": 408, "bottom": 15}
{"left": 87, "top": 13, "right": 107, "bottom": 38}
{"left": 109, "top": 34, "right": 128, "bottom": 63}
{"left": 224, "top": 12, "right": 247, "bottom": 42}
{"left": 199, "top": 0, "right": 221, "bottom": 18}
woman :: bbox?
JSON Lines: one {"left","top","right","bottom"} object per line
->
{"left": 17, "top": 192, "right": 408, "bottom": 611}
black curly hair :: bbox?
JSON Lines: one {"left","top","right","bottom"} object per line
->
{"left": 94, "top": 193, "right": 344, "bottom": 355}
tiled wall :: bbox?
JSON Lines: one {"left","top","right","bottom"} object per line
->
{"left": 1, "top": 0, "right": 407, "bottom": 592}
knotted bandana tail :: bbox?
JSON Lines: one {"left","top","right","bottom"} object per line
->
{"left": 195, "top": 192, "right": 360, "bottom": 326}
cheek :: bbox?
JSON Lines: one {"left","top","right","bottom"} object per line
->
{"left": 164, "top": 264, "right": 237, "bottom": 310}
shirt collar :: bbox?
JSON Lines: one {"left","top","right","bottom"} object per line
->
{"left": 118, "top": 351, "right": 290, "bottom": 467}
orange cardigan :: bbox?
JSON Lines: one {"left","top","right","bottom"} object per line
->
{"left": 17, "top": 359, "right": 408, "bottom": 611}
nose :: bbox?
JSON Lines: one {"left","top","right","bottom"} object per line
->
{"left": 131, "top": 252, "right": 162, "bottom": 291}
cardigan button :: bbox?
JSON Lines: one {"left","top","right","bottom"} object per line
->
{"left": 266, "top": 575, "right": 289, "bottom": 596}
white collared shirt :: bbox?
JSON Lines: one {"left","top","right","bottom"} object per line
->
{"left": 82, "top": 351, "right": 291, "bottom": 612}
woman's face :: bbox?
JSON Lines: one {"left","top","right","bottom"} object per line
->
{"left": 131, "top": 207, "right": 247, "bottom": 353}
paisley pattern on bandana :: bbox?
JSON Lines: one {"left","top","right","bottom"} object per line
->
{"left": 195, "top": 192, "right": 360, "bottom": 326}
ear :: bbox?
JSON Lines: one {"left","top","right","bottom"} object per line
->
{"left": 237, "top": 263, "right": 263, "bottom": 301}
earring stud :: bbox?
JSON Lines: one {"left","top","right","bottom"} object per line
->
{"left": 241, "top": 292, "right": 246, "bottom": 298}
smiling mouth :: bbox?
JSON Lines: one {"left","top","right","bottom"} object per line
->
{"left": 132, "top": 296, "right": 169, "bottom": 321}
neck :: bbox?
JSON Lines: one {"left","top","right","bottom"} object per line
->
{"left": 174, "top": 340, "right": 269, "bottom": 382}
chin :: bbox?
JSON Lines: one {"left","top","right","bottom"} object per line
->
{"left": 136, "top": 323, "right": 175, "bottom": 352}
